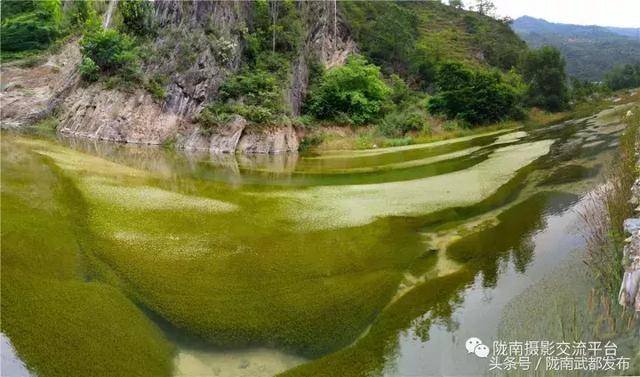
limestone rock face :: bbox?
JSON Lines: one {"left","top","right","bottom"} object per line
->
{"left": 57, "top": 87, "right": 179, "bottom": 144}
{"left": 0, "top": 42, "right": 81, "bottom": 128}
{"left": 236, "top": 124, "right": 300, "bottom": 154}
{"left": 181, "top": 116, "right": 246, "bottom": 153}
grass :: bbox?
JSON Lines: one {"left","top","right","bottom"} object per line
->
{"left": 579, "top": 105, "right": 639, "bottom": 300}
{"left": 0, "top": 137, "right": 175, "bottom": 377}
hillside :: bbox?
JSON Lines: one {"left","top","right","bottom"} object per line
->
{"left": 341, "top": 1, "right": 527, "bottom": 83}
{"left": 1, "top": 0, "right": 531, "bottom": 152}
{"left": 512, "top": 16, "right": 640, "bottom": 81}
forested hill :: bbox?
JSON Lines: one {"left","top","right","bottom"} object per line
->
{"left": 512, "top": 16, "right": 640, "bottom": 81}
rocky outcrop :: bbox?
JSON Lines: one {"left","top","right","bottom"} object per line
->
{"left": 236, "top": 123, "right": 299, "bottom": 154}
{"left": 181, "top": 116, "right": 246, "bottom": 153}
{"left": 57, "top": 86, "right": 180, "bottom": 144}
{"left": 1, "top": 0, "right": 356, "bottom": 154}
{"left": 0, "top": 42, "right": 81, "bottom": 128}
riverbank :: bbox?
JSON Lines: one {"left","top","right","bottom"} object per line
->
{"left": 299, "top": 89, "right": 640, "bottom": 152}
{"left": 620, "top": 108, "right": 640, "bottom": 311}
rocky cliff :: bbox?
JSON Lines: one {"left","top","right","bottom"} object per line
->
{"left": 1, "top": 0, "right": 355, "bottom": 154}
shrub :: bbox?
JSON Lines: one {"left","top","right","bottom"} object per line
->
{"left": 197, "top": 104, "right": 234, "bottom": 129}
{"left": 298, "top": 133, "right": 325, "bottom": 152}
{"left": 306, "top": 55, "right": 391, "bottom": 126}
{"left": 144, "top": 74, "right": 167, "bottom": 102}
{"left": 80, "top": 28, "right": 141, "bottom": 84}
{"left": 377, "top": 106, "right": 427, "bottom": 137}
{"left": 118, "top": 0, "right": 154, "bottom": 36}
{"left": 79, "top": 57, "right": 99, "bottom": 82}
{"left": 427, "top": 62, "right": 521, "bottom": 125}
{"left": 81, "top": 28, "right": 135, "bottom": 72}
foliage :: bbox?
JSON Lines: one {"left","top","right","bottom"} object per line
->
{"left": 80, "top": 28, "right": 141, "bottom": 83}
{"left": 427, "top": 62, "right": 521, "bottom": 125}
{"left": 449, "top": 0, "right": 464, "bottom": 9}
{"left": 513, "top": 16, "right": 640, "bottom": 81}
{"left": 197, "top": 103, "right": 234, "bottom": 130}
{"left": 0, "top": 0, "right": 62, "bottom": 52}
{"left": 198, "top": 68, "right": 285, "bottom": 127}
{"left": 306, "top": 56, "right": 391, "bottom": 126}
{"left": 521, "top": 46, "right": 569, "bottom": 112}
{"left": 79, "top": 56, "right": 99, "bottom": 82}
{"left": 246, "top": 0, "right": 303, "bottom": 61}
{"left": 377, "top": 104, "right": 429, "bottom": 137}
{"left": 340, "top": 2, "right": 417, "bottom": 76}
{"left": 570, "top": 78, "right": 610, "bottom": 101}
{"left": 144, "top": 74, "right": 168, "bottom": 102}
{"left": 118, "top": 0, "right": 154, "bottom": 37}
{"left": 298, "top": 133, "right": 326, "bottom": 153}
{"left": 341, "top": 1, "right": 526, "bottom": 89}
{"left": 62, "top": 0, "right": 94, "bottom": 29}
{"left": 605, "top": 63, "right": 640, "bottom": 91}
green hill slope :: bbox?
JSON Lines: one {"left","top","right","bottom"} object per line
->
{"left": 341, "top": 1, "right": 527, "bottom": 87}
{"left": 512, "top": 16, "right": 640, "bottom": 81}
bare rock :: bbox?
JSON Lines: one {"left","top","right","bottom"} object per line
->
{"left": 0, "top": 42, "right": 81, "bottom": 128}
{"left": 181, "top": 116, "right": 246, "bottom": 153}
{"left": 57, "top": 86, "right": 179, "bottom": 144}
{"left": 236, "top": 124, "right": 299, "bottom": 154}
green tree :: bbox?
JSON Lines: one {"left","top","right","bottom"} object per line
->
{"left": 427, "top": 62, "right": 521, "bottom": 125}
{"left": 474, "top": 0, "right": 496, "bottom": 16}
{"left": 521, "top": 46, "right": 569, "bottom": 112}
{"left": 0, "top": 0, "right": 62, "bottom": 52}
{"left": 306, "top": 55, "right": 391, "bottom": 125}
{"left": 605, "top": 63, "right": 640, "bottom": 91}
{"left": 118, "top": 0, "right": 153, "bottom": 36}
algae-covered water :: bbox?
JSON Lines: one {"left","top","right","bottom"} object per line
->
{"left": 1, "top": 107, "right": 637, "bottom": 377}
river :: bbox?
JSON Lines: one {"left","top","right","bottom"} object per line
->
{"left": 1, "top": 105, "right": 637, "bottom": 376}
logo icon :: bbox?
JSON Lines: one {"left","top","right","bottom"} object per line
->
{"left": 465, "top": 337, "right": 490, "bottom": 358}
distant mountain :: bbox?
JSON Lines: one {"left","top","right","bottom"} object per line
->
{"left": 512, "top": 16, "right": 640, "bottom": 81}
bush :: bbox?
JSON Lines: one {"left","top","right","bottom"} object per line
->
{"left": 81, "top": 28, "right": 136, "bottom": 71}
{"left": 0, "top": 0, "right": 62, "bottom": 52}
{"left": 197, "top": 103, "right": 234, "bottom": 132}
{"left": 306, "top": 55, "right": 391, "bottom": 125}
{"left": 144, "top": 74, "right": 167, "bottom": 102}
{"left": 427, "top": 62, "right": 521, "bottom": 125}
{"left": 80, "top": 28, "right": 141, "bottom": 83}
{"left": 79, "top": 57, "right": 99, "bottom": 82}
{"left": 118, "top": 0, "right": 154, "bottom": 36}
{"left": 377, "top": 106, "right": 428, "bottom": 137}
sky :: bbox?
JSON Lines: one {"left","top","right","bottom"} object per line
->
{"left": 487, "top": 0, "right": 640, "bottom": 28}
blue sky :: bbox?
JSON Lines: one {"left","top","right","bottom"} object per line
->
{"left": 487, "top": 0, "right": 640, "bottom": 28}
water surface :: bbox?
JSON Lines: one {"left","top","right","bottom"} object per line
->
{"left": 1, "top": 107, "right": 633, "bottom": 376}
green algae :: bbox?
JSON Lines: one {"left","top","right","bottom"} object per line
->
{"left": 277, "top": 140, "right": 554, "bottom": 230}
{"left": 0, "top": 138, "right": 175, "bottom": 377}
{"left": 0, "top": 103, "right": 630, "bottom": 377}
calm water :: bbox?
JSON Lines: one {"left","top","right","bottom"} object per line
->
{"left": 1, "top": 107, "right": 635, "bottom": 376}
